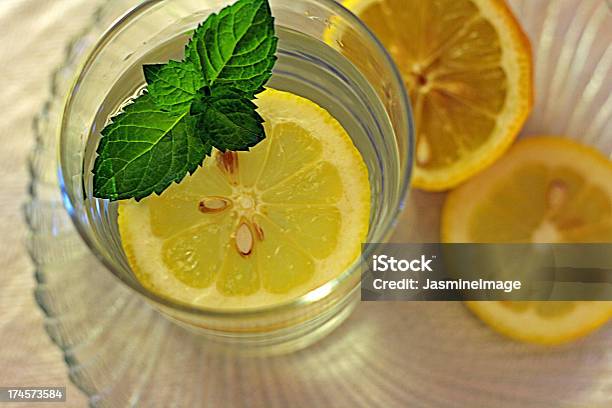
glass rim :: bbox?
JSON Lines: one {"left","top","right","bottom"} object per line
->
{"left": 59, "top": 0, "right": 414, "bottom": 319}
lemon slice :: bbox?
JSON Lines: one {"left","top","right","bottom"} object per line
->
{"left": 442, "top": 136, "right": 612, "bottom": 344}
{"left": 118, "top": 89, "right": 370, "bottom": 310}
{"left": 332, "top": 0, "right": 533, "bottom": 190}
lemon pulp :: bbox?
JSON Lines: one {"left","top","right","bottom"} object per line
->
{"left": 442, "top": 137, "right": 612, "bottom": 344}
{"left": 119, "top": 89, "right": 371, "bottom": 310}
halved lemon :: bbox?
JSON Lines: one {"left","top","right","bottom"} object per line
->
{"left": 119, "top": 89, "right": 370, "bottom": 310}
{"left": 442, "top": 136, "right": 612, "bottom": 345}
{"left": 332, "top": 0, "right": 533, "bottom": 190}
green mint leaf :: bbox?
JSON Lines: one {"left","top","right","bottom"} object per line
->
{"left": 191, "top": 86, "right": 265, "bottom": 151}
{"left": 92, "top": 0, "right": 277, "bottom": 201}
{"left": 92, "top": 93, "right": 210, "bottom": 201}
{"left": 143, "top": 60, "right": 205, "bottom": 112}
{"left": 189, "top": 0, "right": 278, "bottom": 95}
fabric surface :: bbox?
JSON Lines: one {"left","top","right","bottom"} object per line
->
{"left": 0, "top": 1, "right": 105, "bottom": 406}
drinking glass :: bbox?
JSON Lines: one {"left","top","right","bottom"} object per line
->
{"left": 58, "top": 0, "right": 413, "bottom": 353}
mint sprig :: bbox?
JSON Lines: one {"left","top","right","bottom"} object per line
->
{"left": 92, "top": 0, "right": 277, "bottom": 201}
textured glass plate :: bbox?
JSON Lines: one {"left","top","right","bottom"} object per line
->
{"left": 26, "top": 0, "right": 611, "bottom": 406}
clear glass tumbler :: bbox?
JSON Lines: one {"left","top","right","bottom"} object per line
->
{"left": 59, "top": 0, "right": 413, "bottom": 353}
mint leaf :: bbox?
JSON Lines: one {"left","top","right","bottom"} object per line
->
{"left": 192, "top": 86, "right": 265, "bottom": 151}
{"left": 92, "top": 0, "right": 277, "bottom": 201}
{"left": 143, "top": 61, "right": 204, "bottom": 112}
{"left": 189, "top": 0, "right": 277, "bottom": 95}
{"left": 92, "top": 93, "right": 210, "bottom": 201}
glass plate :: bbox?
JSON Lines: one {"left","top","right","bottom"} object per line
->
{"left": 26, "top": 0, "right": 612, "bottom": 406}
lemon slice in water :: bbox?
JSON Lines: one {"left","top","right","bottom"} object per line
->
{"left": 119, "top": 89, "right": 370, "bottom": 310}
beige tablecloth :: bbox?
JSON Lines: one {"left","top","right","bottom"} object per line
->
{"left": 0, "top": 1, "right": 108, "bottom": 406}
